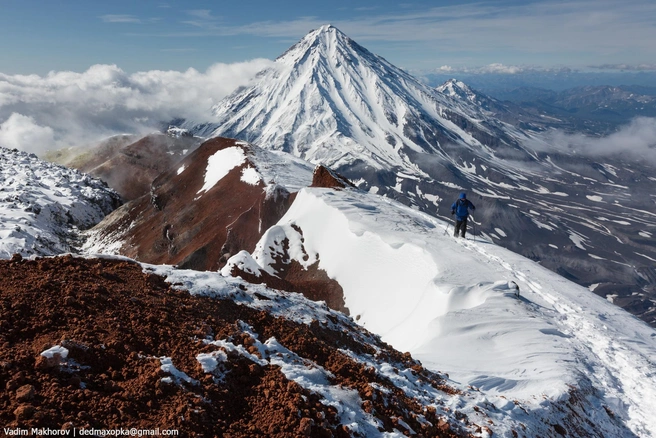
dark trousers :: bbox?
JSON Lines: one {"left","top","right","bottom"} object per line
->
{"left": 454, "top": 217, "right": 468, "bottom": 237}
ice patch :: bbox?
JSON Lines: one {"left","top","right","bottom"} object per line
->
{"left": 568, "top": 231, "right": 587, "bottom": 250}
{"left": 635, "top": 252, "right": 656, "bottom": 262}
{"left": 494, "top": 228, "right": 507, "bottom": 237}
{"left": 159, "top": 356, "right": 198, "bottom": 385}
{"left": 196, "top": 350, "right": 228, "bottom": 373}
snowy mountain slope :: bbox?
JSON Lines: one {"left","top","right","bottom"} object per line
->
{"left": 227, "top": 186, "right": 656, "bottom": 437}
{"left": 0, "top": 147, "right": 121, "bottom": 258}
{"left": 140, "top": 259, "right": 484, "bottom": 436}
{"left": 186, "top": 25, "right": 656, "bottom": 327}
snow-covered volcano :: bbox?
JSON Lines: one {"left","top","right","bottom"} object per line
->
{"left": 190, "top": 25, "right": 525, "bottom": 175}
{"left": 186, "top": 25, "right": 656, "bottom": 327}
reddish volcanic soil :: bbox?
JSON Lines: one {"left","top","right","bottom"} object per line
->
{"left": 310, "top": 165, "right": 357, "bottom": 189}
{"left": 0, "top": 255, "right": 471, "bottom": 437}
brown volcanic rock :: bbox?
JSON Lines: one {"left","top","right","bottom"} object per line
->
{"left": 68, "top": 133, "right": 200, "bottom": 201}
{"left": 89, "top": 138, "right": 294, "bottom": 271}
{"left": 0, "top": 255, "right": 471, "bottom": 437}
{"left": 311, "top": 164, "right": 356, "bottom": 189}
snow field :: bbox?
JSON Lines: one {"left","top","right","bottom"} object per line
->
{"left": 244, "top": 187, "right": 656, "bottom": 437}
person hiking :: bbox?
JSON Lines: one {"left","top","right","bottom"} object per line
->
{"left": 451, "top": 192, "right": 476, "bottom": 238}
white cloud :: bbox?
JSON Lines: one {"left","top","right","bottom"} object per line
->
{"left": 436, "top": 65, "right": 455, "bottom": 73}
{"left": 476, "top": 64, "right": 524, "bottom": 74}
{"left": 535, "top": 117, "right": 656, "bottom": 164}
{"left": 0, "top": 113, "right": 55, "bottom": 154}
{"left": 0, "top": 60, "right": 276, "bottom": 155}
{"left": 100, "top": 15, "right": 142, "bottom": 24}
{"left": 588, "top": 63, "right": 656, "bottom": 71}
{"left": 435, "top": 64, "right": 530, "bottom": 75}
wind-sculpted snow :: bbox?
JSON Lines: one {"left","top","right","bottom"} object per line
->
{"left": 231, "top": 187, "right": 656, "bottom": 437}
{"left": 0, "top": 146, "right": 121, "bottom": 258}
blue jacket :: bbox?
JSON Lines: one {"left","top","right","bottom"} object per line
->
{"left": 451, "top": 198, "right": 475, "bottom": 220}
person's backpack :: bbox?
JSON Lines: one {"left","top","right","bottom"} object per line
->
{"left": 455, "top": 199, "right": 470, "bottom": 218}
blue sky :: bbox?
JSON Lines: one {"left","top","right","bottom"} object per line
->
{"left": 1, "top": 0, "right": 655, "bottom": 75}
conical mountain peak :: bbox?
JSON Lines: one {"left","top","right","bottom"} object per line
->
{"left": 315, "top": 23, "right": 338, "bottom": 33}
{"left": 436, "top": 79, "right": 474, "bottom": 96}
{"left": 302, "top": 24, "right": 347, "bottom": 42}
{"left": 276, "top": 24, "right": 362, "bottom": 67}
{"left": 198, "top": 26, "right": 517, "bottom": 174}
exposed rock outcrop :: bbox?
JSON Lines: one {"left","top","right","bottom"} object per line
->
{"left": 86, "top": 138, "right": 355, "bottom": 314}
{"left": 311, "top": 165, "right": 356, "bottom": 189}
{"left": 86, "top": 138, "right": 299, "bottom": 271}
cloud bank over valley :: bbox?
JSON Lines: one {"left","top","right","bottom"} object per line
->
{"left": 533, "top": 117, "right": 656, "bottom": 164}
{"left": 0, "top": 60, "right": 275, "bottom": 154}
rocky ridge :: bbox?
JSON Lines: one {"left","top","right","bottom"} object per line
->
{"left": 48, "top": 131, "right": 202, "bottom": 202}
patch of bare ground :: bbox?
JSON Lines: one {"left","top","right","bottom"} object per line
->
{"left": 0, "top": 255, "right": 471, "bottom": 437}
